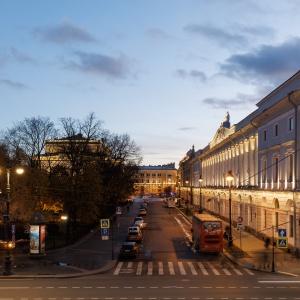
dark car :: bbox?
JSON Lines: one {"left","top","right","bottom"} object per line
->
{"left": 138, "top": 208, "right": 147, "bottom": 217}
{"left": 119, "top": 242, "right": 139, "bottom": 258}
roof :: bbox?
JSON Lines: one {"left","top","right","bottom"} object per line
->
{"left": 139, "top": 163, "right": 176, "bottom": 171}
{"left": 193, "top": 213, "right": 221, "bottom": 222}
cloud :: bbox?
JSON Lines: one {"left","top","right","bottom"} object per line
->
{"left": 176, "top": 69, "right": 207, "bottom": 82}
{"left": 146, "top": 28, "right": 172, "bottom": 40}
{"left": 65, "top": 51, "right": 130, "bottom": 79}
{"left": 184, "top": 24, "right": 247, "bottom": 48}
{"left": 183, "top": 23, "right": 275, "bottom": 49}
{"left": 178, "top": 127, "right": 197, "bottom": 131}
{"left": 34, "top": 21, "right": 96, "bottom": 44}
{"left": 219, "top": 38, "right": 300, "bottom": 84}
{"left": 10, "top": 47, "right": 35, "bottom": 64}
{"left": 202, "top": 93, "right": 257, "bottom": 109}
{"left": 0, "top": 79, "right": 28, "bottom": 90}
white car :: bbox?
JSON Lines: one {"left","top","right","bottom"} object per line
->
{"left": 134, "top": 216, "right": 146, "bottom": 229}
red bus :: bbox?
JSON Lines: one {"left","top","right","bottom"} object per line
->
{"left": 192, "top": 213, "right": 223, "bottom": 253}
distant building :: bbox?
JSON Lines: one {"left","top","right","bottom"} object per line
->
{"left": 134, "top": 163, "right": 177, "bottom": 195}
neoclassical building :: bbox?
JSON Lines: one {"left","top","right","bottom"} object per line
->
{"left": 178, "top": 70, "right": 300, "bottom": 251}
{"left": 134, "top": 163, "right": 177, "bottom": 195}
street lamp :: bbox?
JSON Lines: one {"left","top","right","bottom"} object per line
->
{"left": 1, "top": 167, "right": 25, "bottom": 275}
{"left": 226, "top": 170, "right": 234, "bottom": 247}
{"left": 199, "top": 176, "right": 203, "bottom": 213}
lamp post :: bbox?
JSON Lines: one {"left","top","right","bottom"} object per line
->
{"left": 2, "top": 167, "right": 24, "bottom": 275}
{"left": 199, "top": 176, "right": 203, "bottom": 213}
{"left": 226, "top": 170, "right": 234, "bottom": 247}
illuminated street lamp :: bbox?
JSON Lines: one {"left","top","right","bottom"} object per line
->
{"left": 226, "top": 170, "right": 234, "bottom": 247}
{"left": 199, "top": 176, "right": 203, "bottom": 213}
{"left": 1, "top": 167, "right": 25, "bottom": 275}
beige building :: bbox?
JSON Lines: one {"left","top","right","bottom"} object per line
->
{"left": 179, "top": 70, "right": 300, "bottom": 252}
{"left": 134, "top": 163, "right": 177, "bottom": 195}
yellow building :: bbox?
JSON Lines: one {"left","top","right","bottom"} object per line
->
{"left": 134, "top": 163, "right": 177, "bottom": 196}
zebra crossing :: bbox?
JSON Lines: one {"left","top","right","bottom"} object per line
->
{"left": 113, "top": 260, "right": 255, "bottom": 276}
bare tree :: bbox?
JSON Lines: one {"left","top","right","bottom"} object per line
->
{"left": 5, "top": 116, "right": 57, "bottom": 169}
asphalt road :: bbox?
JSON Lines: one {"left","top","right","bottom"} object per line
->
{"left": 0, "top": 197, "right": 299, "bottom": 299}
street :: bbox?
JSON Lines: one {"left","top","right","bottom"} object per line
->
{"left": 0, "top": 198, "right": 299, "bottom": 299}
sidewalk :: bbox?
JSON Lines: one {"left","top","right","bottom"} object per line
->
{"left": 0, "top": 200, "right": 141, "bottom": 278}
{"left": 176, "top": 205, "right": 300, "bottom": 276}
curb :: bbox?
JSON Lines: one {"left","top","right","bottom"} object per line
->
{"left": 0, "top": 259, "right": 118, "bottom": 279}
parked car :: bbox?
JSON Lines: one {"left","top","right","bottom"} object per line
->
{"left": 134, "top": 216, "right": 146, "bottom": 229}
{"left": 127, "top": 226, "right": 143, "bottom": 242}
{"left": 119, "top": 241, "right": 139, "bottom": 259}
{"left": 138, "top": 208, "right": 147, "bottom": 216}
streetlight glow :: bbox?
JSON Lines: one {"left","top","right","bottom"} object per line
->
{"left": 226, "top": 170, "right": 234, "bottom": 183}
{"left": 15, "top": 167, "right": 25, "bottom": 175}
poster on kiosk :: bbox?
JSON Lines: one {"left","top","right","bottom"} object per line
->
{"left": 30, "top": 225, "right": 46, "bottom": 255}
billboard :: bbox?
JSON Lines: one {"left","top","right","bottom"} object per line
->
{"left": 30, "top": 225, "right": 40, "bottom": 254}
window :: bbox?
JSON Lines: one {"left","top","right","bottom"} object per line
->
{"left": 275, "top": 212, "right": 279, "bottom": 229}
{"left": 273, "top": 157, "right": 279, "bottom": 182}
{"left": 288, "top": 154, "right": 293, "bottom": 183}
{"left": 152, "top": 173, "right": 156, "bottom": 177}
{"left": 263, "top": 130, "right": 267, "bottom": 141}
{"left": 290, "top": 215, "right": 294, "bottom": 237}
{"left": 289, "top": 117, "right": 294, "bottom": 131}
{"left": 274, "top": 124, "right": 278, "bottom": 137}
{"left": 146, "top": 173, "right": 150, "bottom": 177}
{"left": 140, "top": 173, "right": 144, "bottom": 177}
{"left": 262, "top": 159, "right": 267, "bottom": 182}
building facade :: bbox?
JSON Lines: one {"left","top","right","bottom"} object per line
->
{"left": 134, "top": 163, "right": 177, "bottom": 195}
{"left": 178, "top": 71, "right": 300, "bottom": 251}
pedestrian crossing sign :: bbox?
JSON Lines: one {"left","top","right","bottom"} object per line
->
{"left": 100, "top": 218, "right": 110, "bottom": 229}
{"left": 277, "top": 238, "right": 288, "bottom": 248}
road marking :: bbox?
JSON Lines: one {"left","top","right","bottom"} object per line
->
{"left": 110, "top": 286, "right": 119, "bottom": 289}
{"left": 127, "top": 262, "right": 133, "bottom": 268}
{"left": 137, "top": 286, "right": 145, "bottom": 288}
{"left": 158, "top": 261, "right": 164, "bottom": 275}
{"left": 259, "top": 281, "right": 300, "bottom": 283}
{"left": 148, "top": 262, "right": 153, "bottom": 275}
{"left": 83, "top": 286, "right": 92, "bottom": 288}
{"left": 207, "top": 262, "right": 220, "bottom": 275}
{"left": 178, "top": 261, "right": 187, "bottom": 275}
{"left": 124, "top": 286, "right": 132, "bottom": 288}
{"left": 0, "top": 287, "right": 30, "bottom": 290}
{"left": 136, "top": 261, "right": 143, "bottom": 275}
{"left": 96, "top": 286, "right": 106, "bottom": 289}
{"left": 113, "top": 262, "right": 123, "bottom": 275}
{"left": 150, "top": 286, "right": 158, "bottom": 289}
{"left": 58, "top": 286, "right": 67, "bottom": 289}
{"left": 227, "top": 262, "right": 242, "bottom": 275}
{"left": 222, "top": 268, "right": 231, "bottom": 275}
{"left": 243, "top": 268, "right": 254, "bottom": 275}
{"left": 198, "top": 262, "right": 209, "bottom": 275}
{"left": 168, "top": 261, "right": 175, "bottom": 275}
{"left": 187, "top": 262, "right": 198, "bottom": 275}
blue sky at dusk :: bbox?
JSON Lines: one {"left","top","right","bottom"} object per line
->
{"left": 1, "top": 0, "right": 300, "bottom": 165}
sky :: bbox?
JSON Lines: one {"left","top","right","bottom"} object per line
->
{"left": 1, "top": 0, "right": 300, "bottom": 166}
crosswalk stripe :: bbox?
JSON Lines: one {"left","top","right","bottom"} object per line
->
{"left": 243, "top": 268, "right": 254, "bottom": 275}
{"left": 127, "top": 262, "right": 133, "bottom": 268}
{"left": 147, "top": 262, "right": 153, "bottom": 275}
{"left": 227, "top": 262, "right": 243, "bottom": 275}
{"left": 197, "top": 262, "right": 208, "bottom": 275}
{"left": 187, "top": 262, "right": 198, "bottom": 275}
{"left": 168, "top": 262, "right": 175, "bottom": 275}
{"left": 178, "top": 261, "right": 187, "bottom": 275}
{"left": 136, "top": 262, "right": 143, "bottom": 275}
{"left": 207, "top": 262, "right": 220, "bottom": 275}
{"left": 113, "top": 262, "right": 123, "bottom": 275}
{"left": 222, "top": 268, "right": 231, "bottom": 275}
{"left": 158, "top": 261, "right": 164, "bottom": 275}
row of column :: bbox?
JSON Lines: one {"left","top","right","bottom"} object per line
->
{"left": 202, "top": 137, "right": 258, "bottom": 187}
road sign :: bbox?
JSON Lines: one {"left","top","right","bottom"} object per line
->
{"left": 277, "top": 238, "right": 288, "bottom": 248}
{"left": 237, "top": 216, "right": 243, "bottom": 223}
{"left": 101, "top": 228, "right": 110, "bottom": 240}
{"left": 100, "top": 219, "right": 110, "bottom": 229}
{"left": 278, "top": 228, "right": 287, "bottom": 238}
{"left": 237, "top": 223, "right": 244, "bottom": 230}
{"left": 116, "top": 206, "right": 122, "bottom": 215}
